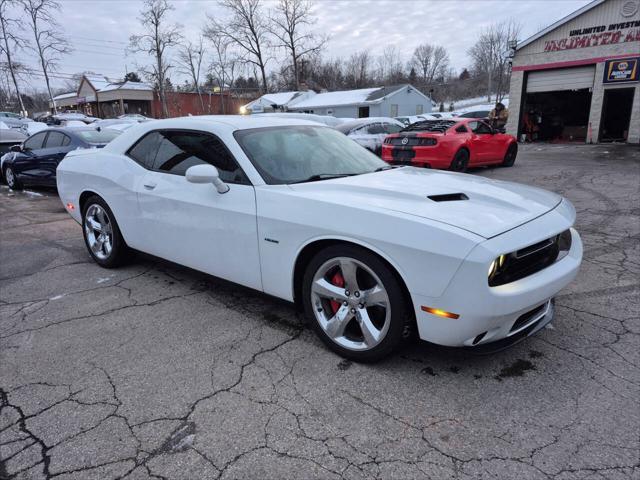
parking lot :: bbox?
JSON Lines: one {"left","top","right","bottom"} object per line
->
{"left": 1, "top": 143, "right": 639, "bottom": 480}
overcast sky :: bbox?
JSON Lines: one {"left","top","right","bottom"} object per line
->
{"left": 15, "top": 0, "right": 592, "bottom": 91}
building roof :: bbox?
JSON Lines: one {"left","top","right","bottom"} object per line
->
{"left": 53, "top": 92, "right": 78, "bottom": 101}
{"left": 244, "top": 91, "right": 314, "bottom": 111}
{"left": 83, "top": 74, "right": 113, "bottom": 91}
{"left": 516, "top": 0, "right": 605, "bottom": 51}
{"left": 290, "top": 84, "right": 434, "bottom": 109}
{"left": 100, "top": 81, "right": 153, "bottom": 92}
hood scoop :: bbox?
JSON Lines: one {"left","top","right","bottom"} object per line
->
{"left": 428, "top": 193, "right": 469, "bottom": 202}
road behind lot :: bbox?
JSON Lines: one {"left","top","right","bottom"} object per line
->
{"left": 1, "top": 143, "right": 639, "bottom": 480}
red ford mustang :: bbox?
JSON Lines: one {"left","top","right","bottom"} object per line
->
{"left": 381, "top": 118, "right": 518, "bottom": 171}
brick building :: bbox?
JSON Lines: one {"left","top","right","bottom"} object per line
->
{"left": 506, "top": 0, "right": 639, "bottom": 144}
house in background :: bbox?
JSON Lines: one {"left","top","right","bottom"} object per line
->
{"left": 291, "top": 84, "right": 435, "bottom": 118}
{"left": 242, "top": 90, "right": 316, "bottom": 113}
{"left": 51, "top": 74, "right": 243, "bottom": 118}
{"left": 243, "top": 84, "right": 435, "bottom": 119}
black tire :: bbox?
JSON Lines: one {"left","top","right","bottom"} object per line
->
{"left": 81, "top": 195, "right": 131, "bottom": 268}
{"left": 502, "top": 143, "right": 518, "bottom": 167}
{"left": 4, "top": 166, "right": 22, "bottom": 190}
{"left": 302, "top": 244, "right": 413, "bottom": 362}
{"left": 450, "top": 149, "right": 469, "bottom": 172}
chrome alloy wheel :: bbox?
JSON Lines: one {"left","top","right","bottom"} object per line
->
{"left": 5, "top": 168, "right": 16, "bottom": 188}
{"left": 84, "top": 204, "right": 113, "bottom": 260}
{"left": 311, "top": 257, "right": 391, "bottom": 351}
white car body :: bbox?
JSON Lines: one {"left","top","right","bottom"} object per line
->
{"left": 57, "top": 116, "right": 582, "bottom": 351}
{"left": 337, "top": 117, "right": 404, "bottom": 154}
{"left": 19, "top": 121, "right": 48, "bottom": 136}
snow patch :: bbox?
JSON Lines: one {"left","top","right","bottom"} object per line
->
{"left": 96, "top": 276, "right": 115, "bottom": 284}
{"left": 50, "top": 294, "right": 66, "bottom": 301}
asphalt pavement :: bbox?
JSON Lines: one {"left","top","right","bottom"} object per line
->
{"left": 1, "top": 143, "right": 639, "bottom": 479}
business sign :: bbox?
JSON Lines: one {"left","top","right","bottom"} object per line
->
{"left": 604, "top": 58, "right": 639, "bottom": 83}
{"left": 544, "top": 20, "right": 640, "bottom": 52}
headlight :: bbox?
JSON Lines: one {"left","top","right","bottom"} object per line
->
{"left": 488, "top": 254, "right": 506, "bottom": 279}
{"left": 556, "top": 229, "right": 572, "bottom": 260}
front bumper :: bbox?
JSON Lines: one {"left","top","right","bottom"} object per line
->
{"left": 409, "top": 215, "right": 582, "bottom": 348}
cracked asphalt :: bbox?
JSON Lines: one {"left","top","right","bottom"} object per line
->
{"left": 1, "top": 143, "right": 639, "bottom": 480}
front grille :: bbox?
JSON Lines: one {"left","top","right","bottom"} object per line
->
{"left": 510, "top": 304, "right": 546, "bottom": 332}
{"left": 386, "top": 136, "right": 436, "bottom": 146}
{"left": 489, "top": 230, "right": 572, "bottom": 287}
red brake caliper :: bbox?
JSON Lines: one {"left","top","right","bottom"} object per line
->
{"left": 329, "top": 271, "right": 345, "bottom": 314}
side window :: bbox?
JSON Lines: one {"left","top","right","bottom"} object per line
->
{"left": 128, "top": 130, "right": 248, "bottom": 184}
{"left": 44, "top": 131, "right": 66, "bottom": 148}
{"left": 383, "top": 123, "right": 403, "bottom": 134}
{"left": 473, "top": 121, "right": 493, "bottom": 134}
{"left": 455, "top": 124, "right": 468, "bottom": 133}
{"left": 62, "top": 135, "right": 71, "bottom": 146}
{"left": 367, "top": 123, "right": 385, "bottom": 135}
{"left": 23, "top": 132, "right": 47, "bottom": 150}
{"left": 128, "top": 131, "right": 164, "bottom": 169}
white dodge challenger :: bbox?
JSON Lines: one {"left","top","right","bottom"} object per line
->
{"left": 57, "top": 116, "right": 582, "bottom": 361}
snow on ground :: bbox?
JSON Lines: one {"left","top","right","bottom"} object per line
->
{"left": 451, "top": 95, "right": 509, "bottom": 110}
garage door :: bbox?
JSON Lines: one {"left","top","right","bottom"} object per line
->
{"left": 526, "top": 66, "right": 595, "bottom": 93}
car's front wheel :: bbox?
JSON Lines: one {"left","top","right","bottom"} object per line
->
{"left": 302, "top": 244, "right": 412, "bottom": 362}
{"left": 4, "top": 166, "right": 22, "bottom": 190}
{"left": 82, "top": 195, "right": 130, "bottom": 268}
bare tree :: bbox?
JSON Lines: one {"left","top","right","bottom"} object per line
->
{"left": 21, "top": 0, "right": 70, "bottom": 114}
{"left": 468, "top": 19, "right": 520, "bottom": 102}
{"left": 129, "top": 0, "right": 182, "bottom": 118}
{"left": 344, "top": 50, "right": 371, "bottom": 88}
{"left": 211, "top": 0, "right": 270, "bottom": 93}
{"left": 269, "top": 0, "right": 326, "bottom": 89}
{"left": 0, "top": 0, "right": 27, "bottom": 113}
{"left": 411, "top": 43, "right": 449, "bottom": 85}
{"left": 177, "top": 37, "right": 205, "bottom": 112}
{"left": 204, "top": 27, "right": 240, "bottom": 114}
{"left": 376, "top": 45, "right": 404, "bottom": 84}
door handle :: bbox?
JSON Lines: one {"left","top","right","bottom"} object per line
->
{"left": 143, "top": 182, "right": 157, "bottom": 190}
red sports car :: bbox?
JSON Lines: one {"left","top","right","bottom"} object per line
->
{"left": 381, "top": 118, "right": 518, "bottom": 171}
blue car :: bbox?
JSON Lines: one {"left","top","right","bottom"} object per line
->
{"left": 2, "top": 128, "right": 120, "bottom": 190}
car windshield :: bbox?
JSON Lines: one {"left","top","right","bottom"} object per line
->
{"left": 234, "top": 125, "right": 388, "bottom": 185}
{"left": 75, "top": 129, "right": 121, "bottom": 144}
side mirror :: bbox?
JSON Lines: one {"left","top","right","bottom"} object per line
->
{"left": 185, "top": 164, "right": 229, "bottom": 194}
{"left": 10, "top": 144, "right": 22, "bottom": 152}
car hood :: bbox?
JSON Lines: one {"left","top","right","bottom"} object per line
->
{"left": 288, "top": 167, "right": 562, "bottom": 239}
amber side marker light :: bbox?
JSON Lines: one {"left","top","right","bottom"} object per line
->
{"left": 421, "top": 306, "right": 459, "bottom": 319}
{"left": 66, "top": 203, "right": 75, "bottom": 211}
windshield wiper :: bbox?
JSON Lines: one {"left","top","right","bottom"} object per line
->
{"left": 290, "top": 173, "right": 358, "bottom": 184}
{"left": 373, "top": 166, "right": 393, "bottom": 172}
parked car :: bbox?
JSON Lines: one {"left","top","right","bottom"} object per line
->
{"left": 336, "top": 117, "right": 404, "bottom": 155}
{"left": 56, "top": 116, "right": 582, "bottom": 361}
{"left": 394, "top": 115, "right": 436, "bottom": 127}
{"left": 3, "top": 127, "right": 121, "bottom": 190}
{"left": 458, "top": 110, "right": 491, "bottom": 119}
{"left": 0, "top": 122, "right": 26, "bottom": 157}
{"left": 117, "top": 113, "right": 150, "bottom": 121}
{"left": 19, "top": 121, "right": 48, "bottom": 137}
{"left": 92, "top": 117, "right": 144, "bottom": 130}
{"left": 381, "top": 118, "right": 517, "bottom": 172}
{"left": 0, "top": 111, "right": 33, "bottom": 129}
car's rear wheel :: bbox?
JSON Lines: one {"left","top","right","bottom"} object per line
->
{"left": 450, "top": 149, "right": 469, "bottom": 172}
{"left": 302, "top": 244, "right": 412, "bottom": 362}
{"left": 4, "top": 166, "right": 22, "bottom": 190}
{"left": 82, "top": 195, "right": 130, "bottom": 268}
{"left": 502, "top": 143, "right": 518, "bottom": 167}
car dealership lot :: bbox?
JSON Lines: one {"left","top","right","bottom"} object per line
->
{"left": 1, "top": 144, "right": 638, "bottom": 479}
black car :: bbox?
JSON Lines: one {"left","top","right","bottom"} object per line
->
{"left": 3, "top": 128, "right": 120, "bottom": 189}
